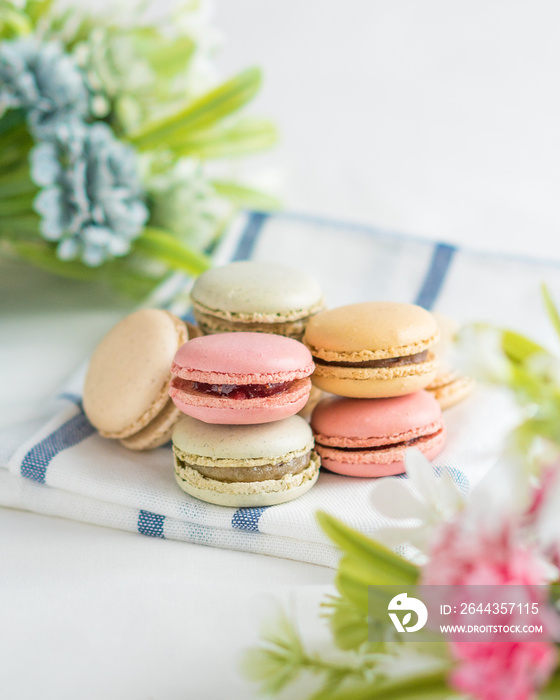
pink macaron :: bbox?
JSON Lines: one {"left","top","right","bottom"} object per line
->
{"left": 169, "top": 332, "right": 314, "bottom": 424}
{"left": 311, "top": 391, "right": 446, "bottom": 477}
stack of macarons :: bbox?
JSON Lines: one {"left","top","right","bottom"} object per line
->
{"left": 167, "top": 261, "right": 326, "bottom": 506}
{"left": 304, "top": 302, "right": 448, "bottom": 477}
{"left": 83, "top": 259, "right": 473, "bottom": 506}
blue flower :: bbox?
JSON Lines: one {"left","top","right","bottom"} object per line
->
{"left": 31, "top": 122, "right": 149, "bottom": 266}
{"left": 0, "top": 39, "right": 89, "bottom": 139}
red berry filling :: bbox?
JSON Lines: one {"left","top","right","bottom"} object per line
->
{"left": 190, "top": 380, "right": 292, "bottom": 400}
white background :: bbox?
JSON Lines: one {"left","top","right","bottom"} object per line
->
{"left": 3, "top": 1, "right": 560, "bottom": 698}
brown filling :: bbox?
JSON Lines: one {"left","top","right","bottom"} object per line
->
{"left": 171, "top": 377, "right": 292, "bottom": 400}
{"left": 316, "top": 428, "right": 443, "bottom": 453}
{"left": 177, "top": 452, "right": 311, "bottom": 483}
{"left": 313, "top": 349, "right": 428, "bottom": 369}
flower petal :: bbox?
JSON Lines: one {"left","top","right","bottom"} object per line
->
{"left": 370, "top": 478, "right": 430, "bottom": 521}
{"left": 405, "top": 448, "right": 439, "bottom": 505}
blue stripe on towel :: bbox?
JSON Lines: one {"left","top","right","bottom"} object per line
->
{"left": 232, "top": 211, "right": 269, "bottom": 261}
{"left": 232, "top": 507, "right": 268, "bottom": 532}
{"left": 57, "top": 392, "right": 83, "bottom": 406}
{"left": 138, "top": 510, "right": 166, "bottom": 538}
{"left": 414, "top": 243, "right": 457, "bottom": 310}
{"left": 181, "top": 309, "right": 197, "bottom": 325}
{"left": 437, "top": 466, "right": 470, "bottom": 495}
{"left": 20, "top": 412, "right": 96, "bottom": 483}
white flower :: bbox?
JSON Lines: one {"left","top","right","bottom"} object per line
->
{"left": 369, "top": 449, "right": 465, "bottom": 557}
{"left": 455, "top": 324, "right": 511, "bottom": 384}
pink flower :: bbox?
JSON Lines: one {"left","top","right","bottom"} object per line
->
{"left": 422, "top": 516, "right": 546, "bottom": 587}
{"left": 525, "top": 465, "right": 560, "bottom": 523}
{"left": 421, "top": 515, "right": 558, "bottom": 700}
{"left": 450, "top": 641, "right": 557, "bottom": 700}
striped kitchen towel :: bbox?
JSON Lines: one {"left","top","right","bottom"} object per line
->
{"left": 1, "top": 210, "right": 559, "bottom": 568}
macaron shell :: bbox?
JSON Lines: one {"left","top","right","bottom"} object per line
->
{"left": 174, "top": 452, "right": 320, "bottom": 507}
{"left": 311, "top": 364, "right": 437, "bottom": 398}
{"left": 185, "top": 321, "right": 203, "bottom": 339}
{"left": 311, "top": 392, "right": 443, "bottom": 444}
{"left": 83, "top": 310, "right": 187, "bottom": 438}
{"left": 172, "top": 332, "right": 314, "bottom": 384}
{"left": 427, "top": 372, "right": 475, "bottom": 410}
{"left": 191, "top": 261, "right": 324, "bottom": 321}
{"left": 298, "top": 385, "right": 324, "bottom": 421}
{"left": 304, "top": 302, "right": 439, "bottom": 361}
{"left": 193, "top": 310, "right": 314, "bottom": 341}
{"left": 431, "top": 313, "right": 460, "bottom": 372}
{"left": 172, "top": 413, "right": 314, "bottom": 460}
{"left": 170, "top": 385, "right": 310, "bottom": 424}
{"left": 119, "top": 399, "right": 180, "bottom": 451}
{"left": 318, "top": 432, "right": 445, "bottom": 477}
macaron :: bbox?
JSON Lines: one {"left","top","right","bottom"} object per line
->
{"left": 169, "top": 332, "right": 314, "bottom": 424}
{"left": 83, "top": 309, "right": 188, "bottom": 450}
{"left": 172, "top": 414, "right": 320, "bottom": 507}
{"left": 426, "top": 313, "right": 474, "bottom": 409}
{"left": 303, "top": 302, "right": 439, "bottom": 398}
{"left": 190, "top": 261, "right": 325, "bottom": 340}
{"left": 426, "top": 371, "right": 475, "bottom": 409}
{"left": 311, "top": 391, "right": 446, "bottom": 477}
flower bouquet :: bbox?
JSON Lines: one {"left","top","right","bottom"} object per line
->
{"left": 244, "top": 288, "right": 560, "bottom": 700}
{"left": 0, "top": 0, "right": 278, "bottom": 297}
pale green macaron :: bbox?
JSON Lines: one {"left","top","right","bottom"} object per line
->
{"left": 190, "top": 261, "right": 325, "bottom": 340}
{"left": 172, "top": 414, "right": 320, "bottom": 507}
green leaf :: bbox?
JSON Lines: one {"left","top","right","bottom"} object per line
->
{"left": 10, "top": 241, "right": 107, "bottom": 281}
{"left": 1, "top": 213, "right": 40, "bottom": 236}
{"left": 0, "top": 7, "right": 32, "bottom": 37}
{"left": 128, "top": 67, "right": 263, "bottom": 150}
{"left": 133, "top": 227, "right": 211, "bottom": 276}
{"left": 9, "top": 241, "right": 163, "bottom": 298}
{"left": 212, "top": 180, "right": 282, "bottom": 211}
{"left": 0, "top": 109, "right": 26, "bottom": 137}
{"left": 317, "top": 512, "right": 419, "bottom": 585}
{"left": 140, "top": 31, "right": 195, "bottom": 80}
{"left": 25, "top": 0, "right": 56, "bottom": 25}
{"left": 173, "top": 117, "right": 278, "bottom": 159}
{"left": 0, "top": 163, "right": 37, "bottom": 198}
{"left": 324, "top": 596, "right": 370, "bottom": 651}
{"left": 538, "top": 667, "right": 560, "bottom": 699}
{"left": 502, "top": 329, "right": 547, "bottom": 364}
{"left": 542, "top": 284, "right": 560, "bottom": 344}
{"left": 240, "top": 613, "right": 307, "bottom": 695}
{"left": 0, "top": 192, "right": 36, "bottom": 216}
{"left": 310, "top": 670, "right": 454, "bottom": 700}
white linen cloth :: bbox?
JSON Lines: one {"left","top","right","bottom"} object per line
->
{"left": 1, "top": 210, "right": 559, "bottom": 568}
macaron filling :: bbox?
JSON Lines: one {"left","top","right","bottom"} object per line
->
{"left": 189, "top": 379, "right": 291, "bottom": 399}
{"left": 313, "top": 349, "right": 429, "bottom": 369}
{"left": 315, "top": 427, "right": 444, "bottom": 456}
{"left": 170, "top": 376, "right": 309, "bottom": 403}
{"left": 174, "top": 450, "right": 311, "bottom": 483}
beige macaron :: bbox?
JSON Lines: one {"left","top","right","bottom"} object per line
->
{"left": 303, "top": 302, "right": 439, "bottom": 398}
{"left": 426, "top": 313, "right": 475, "bottom": 409}
{"left": 83, "top": 309, "right": 188, "bottom": 450}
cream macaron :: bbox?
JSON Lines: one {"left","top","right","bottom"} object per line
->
{"left": 303, "top": 302, "right": 439, "bottom": 398}
{"left": 190, "top": 261, "right": 325, "bottom": 340}
{"left": 83, "top": 309, "right": 188, "bottom": 450}
{"left": 172, "top": 414, "right": 320, "bottom": 507}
